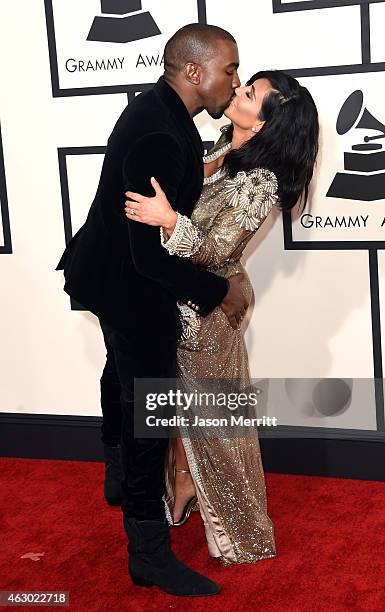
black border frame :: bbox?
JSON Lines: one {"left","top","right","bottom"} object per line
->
{"left": 58, "top": 140, "right": 215, "bottom": 251}
{"left": 273, "top": 0, "right": 384, "bottom": 12}
{"left": 58, "top": 146, "right": 106, "bottom": 310}
{"left": 57, "top": 146, "right": 106, "bottom": 248}
{"left": 57, "top": 139, "right": 215, "bottom": 310}
{"left": 0, "top": 123, "right": 12, "bottom": 254}
{"left": 274, "top": 0, "right": 385, "bottom": 432}
{"left": 279, "top": 0, "right": 385, "bottom": 249}
{"left": 44, "top": 0, "right": 207, "bottom": 98}
{"left": 274, "top": 0, "right": 385, "bottom": 76}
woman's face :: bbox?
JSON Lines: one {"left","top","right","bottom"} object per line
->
{"left": 224, "top": 77, "right": 273, "bottom": 133}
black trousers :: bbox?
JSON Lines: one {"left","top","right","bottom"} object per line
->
{"left": 99, "top": 319, "right": 177, "bottom": 521}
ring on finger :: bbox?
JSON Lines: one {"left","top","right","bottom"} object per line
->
{"left": 130, "top": 208, "right": 136, "bottom": 215}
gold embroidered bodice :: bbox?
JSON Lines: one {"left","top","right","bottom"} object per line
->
{"left": 161, "top": 129, "right": 279, "bottom": 340}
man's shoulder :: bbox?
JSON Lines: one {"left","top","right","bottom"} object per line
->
{"left": 120, "top": 87, "right": 172, "bottom": 125}
{"left": 109, "top": 87, "right": 182, "bottom": 145}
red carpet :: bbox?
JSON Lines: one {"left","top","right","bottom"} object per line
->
{"left": 1, "top": 458, "right": 385, "bottom": 611}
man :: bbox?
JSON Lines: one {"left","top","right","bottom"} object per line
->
{"left": 56, "top": 23, "right": 246, "bottom": 596}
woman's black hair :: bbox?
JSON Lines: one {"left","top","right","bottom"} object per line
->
{"left": 222, "top": 70, "right": 319, "bottom": 212}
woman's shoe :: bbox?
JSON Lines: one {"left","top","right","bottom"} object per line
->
{"left": 173, "top": 495, "right": 198, "bottom": 526}
{"left": 172, "top": 468, "right": 197, "bottom": 526}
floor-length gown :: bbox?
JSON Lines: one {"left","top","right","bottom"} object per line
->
{"left": 162, "top": 129, "right": 278, "bottom": 564}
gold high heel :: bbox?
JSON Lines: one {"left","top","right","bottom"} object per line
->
{"left": 173, "top": 468, "right": 198, "bottom": 527}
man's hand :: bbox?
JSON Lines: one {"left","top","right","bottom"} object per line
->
{"left": 220, "top": 274, "right": 248, "bottom": 330}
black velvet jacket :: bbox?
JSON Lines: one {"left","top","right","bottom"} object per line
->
{"left": 56, "top": 77, "right": 229, "bottom": 338}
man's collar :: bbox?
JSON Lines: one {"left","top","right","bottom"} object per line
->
{"left": 153, "top": 76, "right": 192, "bottom": 123}
{"left": 153, "top": 76, "right": 204, "bottom": 156}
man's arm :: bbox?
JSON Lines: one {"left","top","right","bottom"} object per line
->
{"left": 122, "top": 132, "right": 229, "bottom": 316}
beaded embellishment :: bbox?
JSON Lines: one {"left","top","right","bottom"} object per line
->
{"left": 203, "top": 141, "right": 232, "bottom": 164}
{"left": 222, "top": 168, "right": 278, "bottom": 231}
{"left": 160, "top": 213, "right": 204, "bottom": 342}
{"left": 160, "top": 212, "right": 203, "bottom": 258}
{"left": 177, "top": 302, "right": 201, "bottom": 343}
{"left": 203, "top": 141, "right": 232, "bottom": 185}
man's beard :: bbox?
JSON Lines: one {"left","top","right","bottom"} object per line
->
{"left": 208, "top": 107, "right": 225, "bottom": 120}
{"left": 209, "top": 99, "right": 233, "bottom": 120}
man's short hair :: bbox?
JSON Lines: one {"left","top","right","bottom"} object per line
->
{"left": 164, "top": 23, "right": 236, "bottom": 75}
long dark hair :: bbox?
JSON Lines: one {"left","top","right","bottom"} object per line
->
{"left": 222, "top": 70, "right": 319, "bottom": 212}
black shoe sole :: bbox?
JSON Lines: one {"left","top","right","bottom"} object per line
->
{"left": 130, "top": 573, "right": 221, "bottom": 596}
{"left": 105, "top": 495, "right": 122, "bottom": 506}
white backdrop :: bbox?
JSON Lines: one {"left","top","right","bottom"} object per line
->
{"left": 1, "top": 0, "right": 385, "bottom": 435}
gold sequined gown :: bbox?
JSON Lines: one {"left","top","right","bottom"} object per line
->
{"left": 162, "top": 132, "right": 278, "bottom": 565}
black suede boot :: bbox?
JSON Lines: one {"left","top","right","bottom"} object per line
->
{"left": 103, "top": 444, "right": 123, "bottom": 505}
{"left": 124, "top": 517, "right": 220, "bottom": 596}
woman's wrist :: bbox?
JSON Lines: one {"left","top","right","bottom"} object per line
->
{"left": 163, "top": 210, "right": 178, "bottom": 236}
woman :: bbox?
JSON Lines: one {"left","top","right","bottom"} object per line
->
{"left": 124, "top": 70, "right": 319, "bottom": 564}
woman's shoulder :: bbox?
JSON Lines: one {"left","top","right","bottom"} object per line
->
{"left": 226, "top": 166, "right": 278, "bottom": 194}
{"left": 222, "top": 167, "right": 279, "bottom": 230}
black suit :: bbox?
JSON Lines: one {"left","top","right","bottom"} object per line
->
{"left": 57, "top": 76, "right": 228, "bottom": 337}
{"left": 56, "top": 77, "right": 228, "bottom": 520}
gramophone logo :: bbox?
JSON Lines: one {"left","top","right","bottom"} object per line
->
{"left": 87, "top": 0, "right": 161, "bottom": 44}
{"left": 327, "top": 90, "right": 385, "bottom": 202}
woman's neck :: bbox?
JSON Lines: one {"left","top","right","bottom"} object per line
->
{"left": 230, "top": 125, "right": 251, "bottom": 150}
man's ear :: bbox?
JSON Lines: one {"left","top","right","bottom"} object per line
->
{"left": 184, "top": 62, "right": 201, "bottom": 85}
